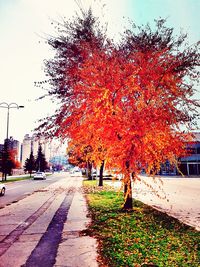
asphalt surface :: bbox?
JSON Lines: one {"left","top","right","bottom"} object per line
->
{"left": 0, "top": 173, "right": 98, "bottom": 267}
{"left": 107, "top": 175, "right": 200, "bottom": 230}
{"left": 0, "top": 173, "right": 66, "bottom": 208}
{"left": 23, "top": 192, "right": 74, "bottom": 267}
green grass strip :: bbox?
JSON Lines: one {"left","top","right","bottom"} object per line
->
{"left": 83, "top": 180, "right": 200, "bottom": 267}
{"left": 0, "top": 176, "right": 32, "bottom": 183}
{"left": 0, "top": 173, "right": 52, "bottom": 183}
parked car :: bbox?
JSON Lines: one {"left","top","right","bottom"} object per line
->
{"left": 0, "top": 183, "right": 6, "bottom": 196}
{"left": 70, "top": 168, "right": 82, "bottom": 176}
{"left": 33, "top": 172, "right": 46, "bottom": 180}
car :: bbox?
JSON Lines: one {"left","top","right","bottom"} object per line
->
{"left": 33, "top": 172, "right": 46, "bottom": 180}
{"left": 0, "top": 183, "right": 6, "bottom": 196}
{"left": 70, "top": 168, "right": 82, "bottom": 176}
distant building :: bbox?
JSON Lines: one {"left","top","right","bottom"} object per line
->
{"left": 21, "top": 134, "right": 32, "bottom": 167}
{"left": 179, "top": 132, "right": 200, "bottom": 176}
{"left": 32, "top": 134, "right": 39, "bottom": 157}
{"left": 4, "top": 136, "right": 20, "bottom": 162}
{"left": 159, "top": 132, "right": 200, "bottom": 176}
{"left": 21, "top": 134, "right": 65, "bottom": 167}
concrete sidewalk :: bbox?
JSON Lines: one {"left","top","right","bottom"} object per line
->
{"left": 54, "top": 188, "right": 99, "bottom": 267}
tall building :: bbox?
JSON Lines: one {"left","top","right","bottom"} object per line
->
{"left": 31, "top": 134, "right": 40, "bottom": 157}
{"left": 4, "top": 136, "right": 20, "bottom": 162}
{"left": 21, "top": 134, "right": 32, "bottom": 167}
{"left": 21, "top": 134, "right": 55, "bottom": 167}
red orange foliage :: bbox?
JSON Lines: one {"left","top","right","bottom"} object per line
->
{"left": 37, "top": 10, "right": 200, "bottom": 209}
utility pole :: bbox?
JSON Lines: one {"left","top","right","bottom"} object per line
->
{"left": 0, "top": 102, "right": 24, "bottom": 181}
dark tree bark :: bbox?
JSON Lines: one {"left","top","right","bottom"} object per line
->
{"left": 123, "top": 161, "right": 133, "bottom": 210}
{"left": 98, "top": 160, "right": 105, "bottom": 186}
{"left": 87, "top": 161, "right": 93, "bottom": 180}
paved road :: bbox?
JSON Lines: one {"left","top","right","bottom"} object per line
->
{"left": 107, "top": 176, "right": 200, "bottom": 230}
{"left": 0, "top": 173, "right": 98, "bottom": 267}
{"left": 0, "top": 173, "right": 65, "bottom": 208}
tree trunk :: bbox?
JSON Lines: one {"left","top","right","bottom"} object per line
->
{"left": 123, "top": 176, "right": 133, "bottom": 209}
{"left": 87, "top": 161, "right": 93, "bottom": 180}
{"left": 98, "top": 160, "right": 104, "bottom": 186}
{"left": 122, "top": 161, "right": 133, "bottom": 210}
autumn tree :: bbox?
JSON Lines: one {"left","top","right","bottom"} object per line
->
{"left": 77, "top": 19, "right": 199, "bottom": 208}
{"left": 0, "top": 145, "right": 20, "bottom": 180}
{"left": 37, "top": 9, "right": 199, "bottom": 209}
{"left": 24, "top": 151, "right": 36, "bottom": 177}
{"left": 68, "top": 138, "right": 94, "bottom": 180}
{"left": 68, "top": 143, "right": 86, "bottom": 167}
{"left": 109, "top": 19, "right": 200, "bottom": 208}
{"left": 66, "top": 111, "right": 110, "bottom": 185}
{"left": 36, "top": 8, "right": 109, "bottom": 182}
{"left": 36, "top": 8, "right": 107, "bottom": 137}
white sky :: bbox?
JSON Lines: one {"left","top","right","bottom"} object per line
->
{"left": 0, "top": 0, "right": 199, "bottom": 143}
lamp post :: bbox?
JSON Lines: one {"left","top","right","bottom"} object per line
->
{"left": 0, "top": 102, "right": 24, "bottom": 180}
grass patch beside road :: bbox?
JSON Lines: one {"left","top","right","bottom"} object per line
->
{"left": 0, "top": 176, "right": 32, "bottom": 183}
{"left": 83, "top": 180, "right": 200, "bottom": 267}
{"left": 0, "top": 173, "right": 52, "bottom": 183}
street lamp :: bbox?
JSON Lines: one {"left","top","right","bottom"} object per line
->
{"left": 0, "top": 102, "right": 24, "bottom": 180}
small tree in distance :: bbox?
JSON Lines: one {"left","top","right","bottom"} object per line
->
{"left": 0, "top": 145, "right": 19, "bottom": 180}
{"left": 35, "top": 144, "right": 48, "bottom": 172}
{"left": 24, "top": 151, "right": 36, "bottom": 177}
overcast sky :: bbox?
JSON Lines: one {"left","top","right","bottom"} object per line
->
{"left": 0, "top": 0, "right": 199, "bottom": 144}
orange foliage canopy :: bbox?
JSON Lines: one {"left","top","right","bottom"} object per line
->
{"left": 37, "top": 11, "right": 199, "bottom": 208}
{"left": 58, "top": 45, "right": 194, "bottom": 175}
{"left": 9, "top": 149, "right": 21, "bottom": 169}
